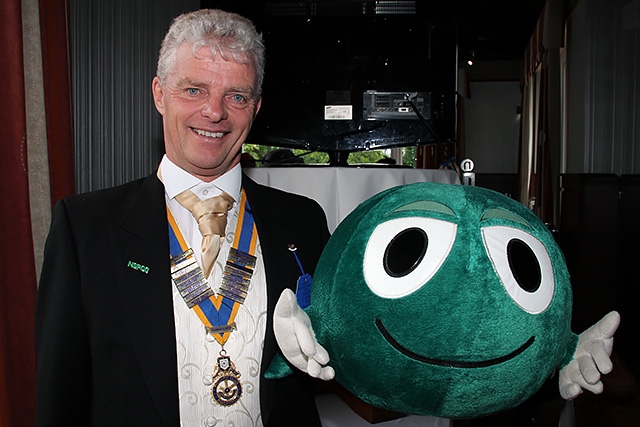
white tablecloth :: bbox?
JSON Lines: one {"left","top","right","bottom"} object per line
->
{"left": 245, "top": 166, "right": 460, "bottom": 232}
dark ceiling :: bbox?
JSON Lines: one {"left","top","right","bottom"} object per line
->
{"left": 456, "top": 0, "right": 546, "bottom": 81}
{"left": 455, "top": 0, "right": 546, "bottom": 62}
{"left": 204, "top": 0, "right": 546, "bottom": 82}
{"left": 205, "top": 0, "right": 546, "bottom": 63}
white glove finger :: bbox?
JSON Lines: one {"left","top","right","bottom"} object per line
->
{"left": 571, "top": 357, "right": 604, "bottom": 394}
{"left": 274, "top": 288, "right": 299, "bottom": 318}
{"left": 559, "top": 362, "right": 583, "bottom": 400}
{"left": 559, "top": 360, "right": 602, "bottom": 399}
{"left": 578, "top": 311, "right": 619, "bottom": 346}
{"left": 566, "top": 361, "right": 584, "bottom": 384}
{"left": 588, "top": 340, "right": 614, "bottom": 374}
{"left": 579, "top": 379, "right": 604, "bottom": 395}
{"left": 307, "top": 358, "right": 322, "bottom": 378}
{"left": 596, "top": 311, "right": 621, "bottom": 339}
{"left": 318, "top": 365, "right": 335, "bottom": 381}
{"left": 559, "top": 381, "right": 582, "bottom": 400}
{"left": 306, "top": 359, "right": 335, "bottom": 381}
{"left": 577, "top": 355, "right": 601, "bottom": 385}
{"left": 312, "top": 343, "right": 330, "bottom": 366}
{"left": 292, "top": 317, "right": 318, "bottom": 357}
{"left": 307, "top": 359, "right": 333, "bottom": 379}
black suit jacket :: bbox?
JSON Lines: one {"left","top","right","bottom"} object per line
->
{"left": 35, "top": 173, "right": 330, "bottom": 427}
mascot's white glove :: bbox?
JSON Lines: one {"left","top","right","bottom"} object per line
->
{"left": 273, "top": 288, "right": 335, "bottom": 381}
{"left": 559, "top": 311, "right": 620, "bottom": 400}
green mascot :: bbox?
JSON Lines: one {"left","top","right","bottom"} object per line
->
{"left": 268, "top": 182, "right": 619, "bottom": 419}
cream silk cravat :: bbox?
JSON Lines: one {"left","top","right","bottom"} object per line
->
{"left": 175, "top": 189, "right": 234, "bottom": 278}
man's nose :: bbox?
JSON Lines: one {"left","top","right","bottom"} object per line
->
{"left": 201, "top": 95, "right": 228, "bottom": 121}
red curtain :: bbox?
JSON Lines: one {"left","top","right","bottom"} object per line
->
{"left": 0, "top": 0, "right": 38, "bottom": 425}
{"left": 39, "top": 0, "right": 75, "bottom": 208}
{"left": 0, "top": 0, "right": 74, "bottom": 424}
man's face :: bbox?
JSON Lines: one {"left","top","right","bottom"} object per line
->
{"left": 152, "top": 43, "right": 261, "bottom": 181}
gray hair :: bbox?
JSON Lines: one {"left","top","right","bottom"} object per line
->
{"left": 157, "top": 9, "right": 265, "bottom": 97}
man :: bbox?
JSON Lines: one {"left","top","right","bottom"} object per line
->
{"left": 35, "top": 9, "right": 329, "bottom": 426}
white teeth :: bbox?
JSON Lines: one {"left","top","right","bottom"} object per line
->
{"left": 193, "top": 128, "right": 224, "bottom": 138}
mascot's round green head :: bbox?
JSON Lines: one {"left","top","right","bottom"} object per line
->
{"left": 307, "top": 182, "right": 577, "bottom": 418}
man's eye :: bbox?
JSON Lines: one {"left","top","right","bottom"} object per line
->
{"left": 231, "top": 94, "right": 247, "bottom": 103}
{"left": 187, "top": 88, "right": 200, "bottom": 95}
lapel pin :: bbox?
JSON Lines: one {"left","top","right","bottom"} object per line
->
{"left": 127, "top": 260, "right": 149, "bottom": 274}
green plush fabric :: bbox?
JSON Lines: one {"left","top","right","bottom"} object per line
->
{"left": 264, "top": 353, "right": 294, "bottom": 379}
{"left": 303, "top": 182, "right": 577, "bottom": 419}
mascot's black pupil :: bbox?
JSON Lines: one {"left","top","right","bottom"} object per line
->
{"left": 384, "top": 228, "right": 428, "bottom": 278}
{"left": 507, "top": 239, "right": 541, "bottom": 292}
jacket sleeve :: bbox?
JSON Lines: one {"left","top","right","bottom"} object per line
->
{"left": 35, "top": 199, "right": 92, "bottom": 426}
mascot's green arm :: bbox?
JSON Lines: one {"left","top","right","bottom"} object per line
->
{"left": 264, "top": 353, "right": 295, "bottom": 379}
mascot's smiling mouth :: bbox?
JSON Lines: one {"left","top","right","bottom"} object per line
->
{"left": 375, "top": 318, "right": 535, "bottom": 368}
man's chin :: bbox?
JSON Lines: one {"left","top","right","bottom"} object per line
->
{"left": 186, "top": 159, "right": 240, "bottom": 181}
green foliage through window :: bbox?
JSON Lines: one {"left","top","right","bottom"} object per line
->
{"left": 243, "top": 144, "right": 417, "bottom": 168}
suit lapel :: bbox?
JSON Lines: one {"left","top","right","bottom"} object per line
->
{"left": 242, "top": 174, "right": 295, "bottom": 424}
{"left": 110, "top": 174, "right": 180, "bottom": 426}
{"left": 242, "top": 174, "right": 290, "bottom": 300}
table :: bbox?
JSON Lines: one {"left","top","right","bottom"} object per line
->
{"left": 245, "top": 166, "right": 460, "bottom": 233}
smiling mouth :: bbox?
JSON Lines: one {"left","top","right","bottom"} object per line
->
{"left": 375, "top": 318, "right": 535, "bottom": 368}
{"left": 192, "top": 127, "right": 226, "bottom": 138}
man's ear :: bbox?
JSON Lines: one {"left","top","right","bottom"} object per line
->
{"left": 152, "top": 76, "right": 164, "bottom": 115}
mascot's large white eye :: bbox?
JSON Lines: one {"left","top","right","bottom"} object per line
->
{"left": 482, "top": 226, "right": 554, "bottom": 314}
{"left": 364, "top": 217, "right": 457, "bottom": 299}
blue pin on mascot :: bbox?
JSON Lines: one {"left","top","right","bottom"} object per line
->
{"left": 267, "top": 182, "right": 620, "bottom": 419}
